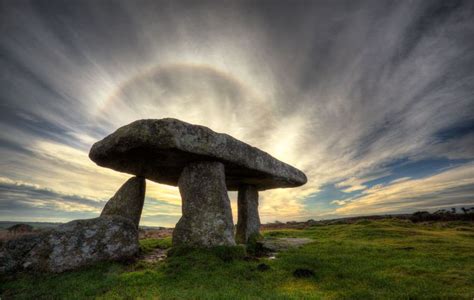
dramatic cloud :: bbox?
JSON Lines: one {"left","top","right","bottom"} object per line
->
{"left": 333, "top": 163, "right": 474, "bottom": 215}
{"left": 0, "top": 177, "right": 103, "bottom": 221}
{"left": 0, "top": 176, "right": 182, "bottom": 226}
{"left": 0, "top": 0, "right": 473, "bottom": 225}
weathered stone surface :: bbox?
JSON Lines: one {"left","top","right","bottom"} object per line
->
{"left": 0, "top": 216, "right": 138, "bottom": 273}
{"left": 101, "top": 176, "right": 146, "bottom": 228}
{"left": 89, "top": 118, "right": 307, "bottom": 191}
{"left": 236, "top": 184, "right": 261, "bottom": 244}
{"left": 172, "top": 161, "right": 235, "bottom": 247}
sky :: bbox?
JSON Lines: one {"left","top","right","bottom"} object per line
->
{"left": 1, "top": 0, "right": 473, "bottom": 227}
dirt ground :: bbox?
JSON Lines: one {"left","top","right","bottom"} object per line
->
{"left": 139, "top": 227, "right": 173, "bottom": 239}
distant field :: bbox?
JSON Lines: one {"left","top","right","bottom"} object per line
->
{"left": 1, "top": 219, "right": 473, "bottom": 299}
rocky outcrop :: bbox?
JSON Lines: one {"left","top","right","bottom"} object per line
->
{"left": 101, "top": 176, "right": 146, "bottom": 228}
{"left": 172, "top": 162, "right": 235, "bottom": 247}
{"left": 0, "top": 216, "right": 138, "bottom": 273}
{"left": 89, "top": 118, "right": 307, "bottom": 191}
{"left": 236, "top": 184, "right": 261, "bottom": 244}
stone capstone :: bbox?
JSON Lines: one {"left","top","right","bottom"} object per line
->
{"left": 101, "top": 176, "right": 146, "bottom": 228}
{"left": 0, "top": 216, "right": 138, "bottom": 273}
{"left": 236, "top": 184, "right": 261, "bottom": 244}
{"left": 89, "top": 118, "right": 307, "bottom": 191}
{"left": 172, "top": 161, "right": 236, "bottom": 247}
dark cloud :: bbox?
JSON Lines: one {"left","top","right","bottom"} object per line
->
{"left": 0, "top": 0, "right": 473, "bottom": 223}
{"left": 0, "top": 180, "right": 104, "bottom": 213}
{"left": 0, "top": 178, "right": 184, "bottom": 225}
{"left": 352, "top": 184, "right": 474, "bottom": 214}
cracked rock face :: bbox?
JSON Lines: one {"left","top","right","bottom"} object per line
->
{"left": 172, "top": 161, "right": 236, "bottom": 247}
{"left": 89, "top": 118, "right": 307, "bottom": 191}
{"left": 101, "top": 176, "right": 146, "bottom": 228}
{"left": 0, "top": 216, "right": 138, "bottom": 273}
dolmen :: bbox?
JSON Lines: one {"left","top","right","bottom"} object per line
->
{"left": 89, "top": 118, "right": 307, "bottom": 246}
{"left": 0, "top": 118, "right": 306, "bottom": 273}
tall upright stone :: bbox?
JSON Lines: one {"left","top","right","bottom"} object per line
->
{"left": 236, "top": 185, "right": 261, "bottom": 244}
{"left": 173, "top": 161, "right": 235, "bottom": 247}
{"left": 101, "top": 176, "right": 146, "bottom": 228}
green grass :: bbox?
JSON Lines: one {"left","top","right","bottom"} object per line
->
{"left": 1, "top": 219, "right": 473, "bottom": 299}
{"left": 140, "top": 237, "right": 172, "bottom": 254}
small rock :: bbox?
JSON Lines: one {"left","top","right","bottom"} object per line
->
{"left": 257, "top": 263, "right": 270, "bottom": 271}
{"left": 293, "top": 268, "right": 315, "bottom": 278}
{"left": 396, "top": 246, "right": 415, "bottom": 251}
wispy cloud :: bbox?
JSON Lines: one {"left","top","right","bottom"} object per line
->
{"left": 0, "top": 177, "right": 104, "bottom": 221}
{"left": 333, "top": 163, "right": 474, "bottom": 215}
{"left": 0, "top": 0, "right": 473, "bottom": 224}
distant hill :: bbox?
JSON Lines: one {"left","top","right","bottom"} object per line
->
{"left": 0, "top": 221, "right": 62, "bottom": 230}
{"left": 0, "top": 221, "right": 165, "bottom": 230}
{"left": 2, "top": 208, "right": 472, "bottom": 231}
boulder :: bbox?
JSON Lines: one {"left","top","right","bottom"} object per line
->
{"left": 101, "top": 176, "right": 146, "bottom": 228}
{"left": 89, "top": 118, "right": 307, "bottom": 191}
{"left": 0, "top": 216, "right": 138, "bottom": 273}
{"left": 172, "top": 161, "right": 235, "bottom": 247}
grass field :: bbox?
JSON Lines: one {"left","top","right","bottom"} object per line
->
{"left": 1, "top": 219, "right": 473, "bottom": 299}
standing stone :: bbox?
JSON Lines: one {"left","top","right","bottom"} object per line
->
{"left": 101, "top": 176, "right": 146, "bottom": 228}
{"left": 173, "top": 161, "right": 236, "bottom": 247}
{"left": 236, "top": 185, "right": 261, "bottom": 244}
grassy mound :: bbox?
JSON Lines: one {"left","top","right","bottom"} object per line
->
{"left": 1, "top": 219, "right": 473, "bottom": 299}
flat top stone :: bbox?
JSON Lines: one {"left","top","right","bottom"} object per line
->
{"left": 89, "top": 118, "right": 307, "bottom": 191}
